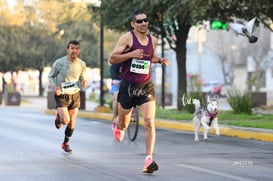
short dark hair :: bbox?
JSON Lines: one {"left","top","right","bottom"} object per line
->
{"left": 67, "top": 40, "right": 80, "bottom": 48}
{"left": 129, "top": 10, "right": 147, "bottom": 22}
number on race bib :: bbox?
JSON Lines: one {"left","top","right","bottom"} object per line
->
{"left": 130, "top": 59, "right": 150, "bottom": 74}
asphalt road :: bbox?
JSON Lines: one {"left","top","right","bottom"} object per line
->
{"left": 1, "top": 106, "right": 273, "bottom": 181}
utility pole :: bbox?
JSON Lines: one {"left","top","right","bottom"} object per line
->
{"left": 161, "top": 35, "right": 165, "bottom": 109}
{"left": 99, "top": 15, "right": 104, "bottom": 106}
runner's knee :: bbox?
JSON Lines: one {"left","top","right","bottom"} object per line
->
{"left": 143, "top": 118, "right": 154, "bottom": 129}
{"left": 62, "top": 117, "right": 70, "bottom": 125}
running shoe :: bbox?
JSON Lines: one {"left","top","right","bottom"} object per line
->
{"left": 113, "top": 124, "right": 124, "bottom": 142}
{"left": 61, "top": 143, "right": 72, "bottom": 153}
{"left": 142, "top": 157, "right": 159, "bottom": 174}
{"left": 55, "top": 111, "right": 62, "bottom": 129}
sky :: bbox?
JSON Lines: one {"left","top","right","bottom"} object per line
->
{"left": 7, "top": 0, "right": 16, "bottom": 9}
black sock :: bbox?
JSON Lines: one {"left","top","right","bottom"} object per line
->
{"left": 64, "top": 126, "right": 74, "bottom": 144}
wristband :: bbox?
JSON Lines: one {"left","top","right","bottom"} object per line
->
{"left": 158, "top": 58, "right": 162, "bottom": 64}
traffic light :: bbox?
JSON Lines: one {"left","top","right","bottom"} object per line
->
{"left": 211, "top": 20, "right": 227, "bottom": 30}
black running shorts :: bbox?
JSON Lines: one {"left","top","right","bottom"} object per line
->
{"left": 117, "top": 80, "right": 155, "bottom": 109}
{"left": 55, "top": 91, "right": 81, "bottom": 110}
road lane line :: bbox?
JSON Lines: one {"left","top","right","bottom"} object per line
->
{"left": 175, "top": 164, "right": 255, "bottom": 181}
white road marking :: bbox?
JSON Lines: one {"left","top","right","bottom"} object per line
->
{"left": 175, "top": 164, "right": 255, "bottom": 181}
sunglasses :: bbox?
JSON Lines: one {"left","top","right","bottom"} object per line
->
{"left": 135, "top": 18, "right": 149, "bottom": 24}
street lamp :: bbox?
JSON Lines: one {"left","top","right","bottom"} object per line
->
{"left": 93, "top": 0, "right": 104, "bottom": 107}
{"left": 99, "top": 8, "right": 104, "bottom": 107}
{"left": 161, "top": 34, "right": 165, "bottom": 109}
{"left": 92, "top": 0, "right": 111, "bottom": 113}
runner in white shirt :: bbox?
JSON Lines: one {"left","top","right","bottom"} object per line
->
{"left": 48, "top": 40, "right": 88, "bottom": 153}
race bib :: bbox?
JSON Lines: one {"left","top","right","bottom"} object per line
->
{"left": 61, "top": 80, "right": 79, "bottom": 94}
{"left": 130, "top": 59, "right": 150, "bottom": 74}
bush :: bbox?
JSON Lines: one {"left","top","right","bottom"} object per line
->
{"left": 184, "top": 92, "right": 205, "bottom": 113}
{"left": 185, "top": 74, "right": 204, "bottom": 113}
{"left": 227, "top": 89, "right": 254, "bottom": 114}
{"left": 88, "top": 92, "right": 98, "bottom": 101}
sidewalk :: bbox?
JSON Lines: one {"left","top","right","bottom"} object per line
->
{"left": 17, "top": 97, "right": 273, "bottom": 143}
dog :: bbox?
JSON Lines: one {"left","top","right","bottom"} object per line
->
{"left": 193, "top": 96, "right": 220, "bottom": 141}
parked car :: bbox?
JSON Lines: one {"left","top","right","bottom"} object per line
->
{"left": 202, "top": 81, "right": 225, "bottom": 96}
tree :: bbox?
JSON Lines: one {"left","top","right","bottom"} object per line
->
{"left": 91, "top": 0, "right": 273, "bottom": 110}
{"left": 0, "top": 0, "right": 101, "bottom": 96}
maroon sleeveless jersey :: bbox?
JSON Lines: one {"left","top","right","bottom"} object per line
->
{"left": 121, "top": 31, "right": 154, "bottom": 84}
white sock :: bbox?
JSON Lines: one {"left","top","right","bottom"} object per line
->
{"left": 145, "top": 155, "right": 152, "bottom": 161}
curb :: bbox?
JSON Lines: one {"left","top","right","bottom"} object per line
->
{"left": 44, "top": 109, "right": 273, "bottom": 143}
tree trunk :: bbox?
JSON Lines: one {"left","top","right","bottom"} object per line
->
{"left": 175, "top": 25, "right": 191, "bottom": 110}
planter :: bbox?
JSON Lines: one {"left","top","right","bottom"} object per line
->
{"left": 155, "top": 93, "right": 173, "bottom": 106}
{"left": 5, "top": 92, "right": 21, "bottom": 106}
{"left": 251, "top": 92, "right": 266, "bottom": 107}
{"left": 47, "top": 91, "right": 86, "bottom": 110}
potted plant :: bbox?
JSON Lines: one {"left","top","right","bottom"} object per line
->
{"left": 4, "top": 83, "right": 21, "bottom": 106}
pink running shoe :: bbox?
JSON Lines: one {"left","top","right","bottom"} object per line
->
{"left": 142, "top": 157, "right": 159, "bottom": 174}
{"left": 111, "top": 122, "right": 115, "bottom": 131}
{"left": 61, "top": 143, "right": 72, "bottom": 153}
{"left": 113, "top": 124, "right": 124, "bottom": 142}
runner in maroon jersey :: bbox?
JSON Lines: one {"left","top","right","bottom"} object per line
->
{"left": 109, "top": 10, "right": 169, "bottom": 174}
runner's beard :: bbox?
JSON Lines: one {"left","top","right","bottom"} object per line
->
{"left": 69, "top": 53, "right": 78, "bottom": 61}
{"left": 71, "top": 52, "right": 78, "bottom": 58}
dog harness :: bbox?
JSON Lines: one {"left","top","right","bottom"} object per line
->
{"left": 207, "top": 110, "right": 218, "bottom": 126}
